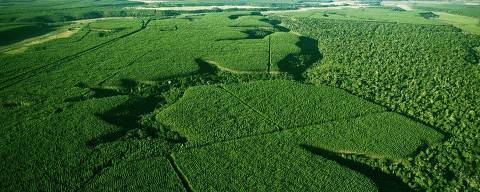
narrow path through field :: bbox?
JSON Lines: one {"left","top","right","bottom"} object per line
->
{"left": 167, "top": 155, "right": 194, "bottom": 192}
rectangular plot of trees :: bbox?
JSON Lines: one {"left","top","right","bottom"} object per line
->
{"left": 222, "top": 80, "right": 386, "bottom": 129}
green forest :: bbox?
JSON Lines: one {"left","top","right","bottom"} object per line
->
{"left": 1, "top": 0, "right": 480, "bottom": 191}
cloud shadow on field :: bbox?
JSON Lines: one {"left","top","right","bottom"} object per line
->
{"left": 300, "top": 144, "right": 413, "bottom": 192}
{"left": 277, "top": 36, "right": 322, "bottom": 80}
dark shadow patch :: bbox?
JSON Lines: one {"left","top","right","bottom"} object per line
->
{"left": 2, "top": 102, "right": 22, "bottom": 108}
{"left": 179, "top": 17, "right": 199, "bottom": 22}
{"left": 152, "top": 58, "right": 219, "bottom": 81}
{"left": 1, "top": 100, "right": 32, "bottom": 108}
{"left": 53, "top": 107, "right": 64, "bottom": 114}
{"left": 217, "top": 28, "right": 274, "bottom": 41}
{"left": 66, "top": 79, "right": 142, "bottom": 102}
{"left": 391, "top": 7, "right": 406, "bottom": 12}
{"left": 81, "top": 58, "right": 220, "bottom": 147}
{"left": 164, "top": 126, "right": 188, "bottom": 144}
{"left": 419, "top": 12, "right": 439, "bottom": 19}
{"left": 66, "top": 58, "right": 218, "bottom": 103}
{"left": 277, "top": 36, "right": 322, "bottom": 80}
{"left": 228, "top": 11, "right": 262, "bottom": 20}
{"left": 300, "top": 144, "right": 413, "bottom": 192}
{"left": 0, "top": 24, "right": 55, "bottom": 46}
{"left": 259, "top": 18, "right": 290, "bottom": 32}
{"left": 2, "top": 102, "right": 19, "bottom": 108}
{"left": 86, "top": 96, "right": 163, "bottom": 147}
{"left": 64, "top": 87, "right": 124, "bottom": 102}
{"left": 407, "top": 139, "right": 432, "bottom": 157}
{"left": 94, "top": 27, "right": 129, "bottom": 37}
{"left": 242, "top": 28, "right": 274, "bottom": 39}
{"left": 195, "top": 58, "right": 219, "bottom": 74}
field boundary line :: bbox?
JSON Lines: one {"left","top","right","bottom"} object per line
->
{"left": 168, "top": 154, "right": 195, "bottom": 192}
{"left": 184, "top": 110, "right": 387, "bottom": 150}
{"left": 75, "top": 151, "right": 127, "bottom": 192}
{"left": 97, "top": 49, "right": 156, "bottom": 86}
{"left": 0, "top": 18, "right": 152, "bottom": 91}
{"left": 219, "top": 85, "right": 285, "bottom": 131}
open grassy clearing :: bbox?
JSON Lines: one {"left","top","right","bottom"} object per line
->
{"left": 272, "top": 7, "right": 442, "bottom": 24}
{"left": 0, "top": 17, "right": 145, "bottom": 85}
{"left": 434, "top": 12, "right": 480, "bottom": 35}
{"left": 410, "top": 3, "right": 480, "bottom": 18}
{"left": 273, "top": 6, "right": 480, "bottom": 35}
{"left": 0, "top": 0, "right": 144, "bottom": 23}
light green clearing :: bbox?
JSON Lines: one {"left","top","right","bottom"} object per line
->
{"left": 274, "top": 7, "right": 440, "bottom": 25}
{"left": 434, "top": 12, "right": 480, "bottom": 35}
{"left": 275, "top": 7, "right": 480, "bottom": 35}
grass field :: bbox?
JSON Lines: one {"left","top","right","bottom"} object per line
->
{"left": 273, "top": 7, "right": 441, "bottom": 24}
{"left": 435, "top": 12, "right": 480, "bottom": 35}
{"left": 273, "top": 6, "right": 480, "bottom": 35}
{"left": 1, "top": 0, "right": 479, "bottom": 191}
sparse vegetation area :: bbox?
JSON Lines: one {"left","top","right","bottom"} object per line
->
{"left": 1, "top": 0, "right": 480, "bottom": 191}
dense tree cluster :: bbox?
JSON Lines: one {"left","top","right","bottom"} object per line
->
{"left": 284, "top": 17, "right": 480, "bottom": 191}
